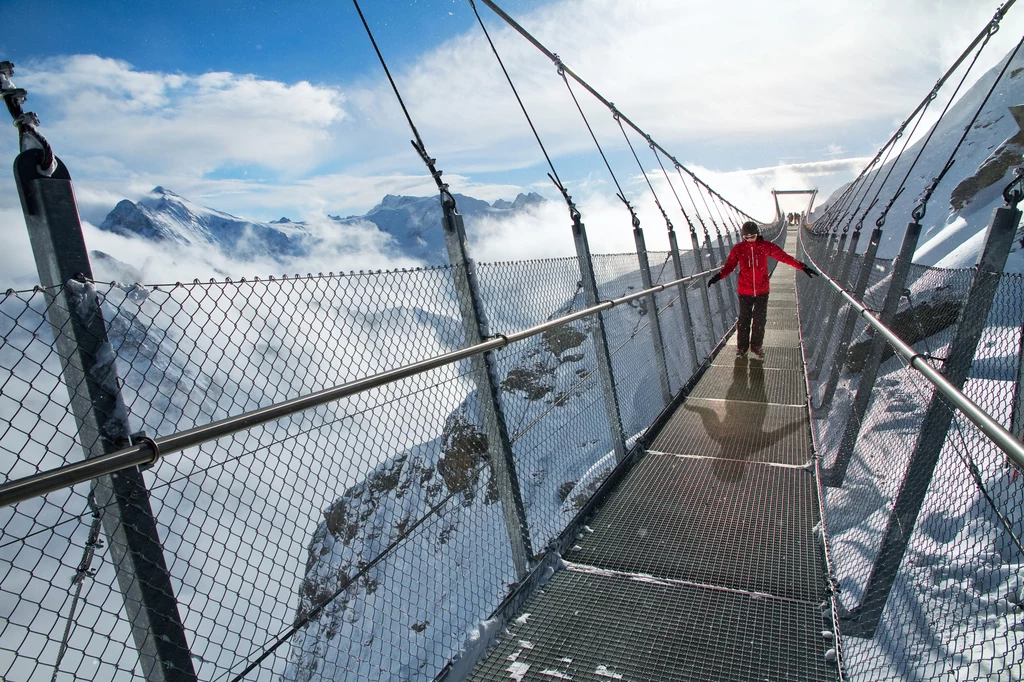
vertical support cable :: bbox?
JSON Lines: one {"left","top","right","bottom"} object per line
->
{"left": 653, "top": 150, "right": 712, "bottom": 355}
{"left": 680, "top": 169, "right": 730, "bottom": 336}
{"left": 615, "top": 120, "right": 693, "bottom": 394}
{"left": 467, "top": 0, "right": 626, "bottom": 463}
{"left": 351, "top": 0, "right": 535, "bottom": 578}
{"left": 13, "top": 149, "right": 198, "bottom": 682}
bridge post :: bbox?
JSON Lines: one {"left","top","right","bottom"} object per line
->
{"left": 686, "top": 225, "right": 717, "bottom": 353}
{"left": 13, "top": 149, "right": 198, "bottom": 682}
{"left": 713, "top": 226, "right": 736, "bottom": 329}
{"left": 571, "top": 216, "right": 628, "bottom": 461}
{"left": 806, "top": 230, "right": 842, "bottom": 344}
{"left": 440, "top": 201, "right": 534, "bottom": 577}
{"left": 633, "top": 226, "right": 673, "bottom": 407}
{"left": 825, "top": 221, "right": 922, "bottom": 488}
{"left": 844, "top": 205, "right": 1020, "bottom": 638}
{"left": 814, "top": 227, "right": 883, "bottom": 414}
{"left": 667, "top": 228, "right": 700, "bottom": 371}
{"left": 809, "top": 229, "right": 859, "bottom": 381}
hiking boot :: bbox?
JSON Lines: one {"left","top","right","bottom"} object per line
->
{"left": 750, "top": 346, "right": 763, "bottom": 360}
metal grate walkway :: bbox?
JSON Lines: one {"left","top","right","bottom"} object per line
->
{"left": 466, "top": 234, "right": 837, "bottom": 681}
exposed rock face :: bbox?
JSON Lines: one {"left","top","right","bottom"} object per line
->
{"left": 950, "top": 105, "right": 1024, "bottom": 212}
{"left": 845, "top": 293, "right": 963, "bottom": 372}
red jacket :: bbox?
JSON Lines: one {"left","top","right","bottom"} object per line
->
{"left": 718, "top": 237, "right": 803, "bottom": 296}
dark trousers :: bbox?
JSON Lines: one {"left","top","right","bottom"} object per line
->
{"left": 736, "top": 293, "right": 769, "bottom": 351}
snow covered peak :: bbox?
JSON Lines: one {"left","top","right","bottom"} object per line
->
{"left": 96, "top": 189, "right": 550, "bottom": 272}
{"left": 99, "top": 187, "right": 312, "bottom": 261}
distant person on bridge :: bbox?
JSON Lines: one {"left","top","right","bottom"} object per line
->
{"left": 706, "top": 221, "right": 817, "bottom": 359}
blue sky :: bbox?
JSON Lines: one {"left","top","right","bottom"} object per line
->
{"left": 3, "top": 1, "right": 540, "bottom": 85}
{"left": 2, "top": 0, "right": 1023, "bottom": 283}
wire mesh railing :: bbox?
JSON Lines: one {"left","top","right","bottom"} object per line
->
{"left": 0, "top": 223, "right": 745, "bottom": 682}
{"left": 798, "top": 211, "right": 1024, "bottom": 681}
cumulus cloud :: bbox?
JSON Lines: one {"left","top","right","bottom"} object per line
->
{"left": 20, "top": 55, "right": 347, "bottom": 177}
{"left": 3, "top": 0, "right": 1019, "bottom": 288}
{"left": 381, "top": 0, "right": 1024, "bottom": 168}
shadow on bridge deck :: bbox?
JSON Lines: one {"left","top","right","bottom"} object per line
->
{"left": 466, "top": 234, "right": 837, "bottom": 681}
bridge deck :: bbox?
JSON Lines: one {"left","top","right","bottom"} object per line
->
{"left": 466, "top": 234, "right": 837, "bottom": 681}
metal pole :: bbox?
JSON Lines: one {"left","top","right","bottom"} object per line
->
{"left": 816, "top": 227, "right": 883, "bottom": 413}
{"left": 13, "top": 149, "right": 198, "bottom": 682}
{"left": 0, "top": 268, "right": 709, "bottom": 509}
{"left": 807, "top": 230, "right": 840, "bottom": 316}
{"left": 809, "top": 230, "right": 858, "bottom": 381}
{"left": 571, "top": 215, "right": 627, "bottom": 461}
{"left": 715, "top": 226, "right": 737, "bottom": 320}
{"left": 633, "top": 225, "right": 673, "bottom": 406}
{"left": 809, "top": 231, "right": 846, "bottom": 354}
{"left": 845, "top": 204, "right": 1021, "bottom": 638}
{"left": 826, "top": 221, "right": 923, "bottom": 487}
{"left": 441, "top": 201, "right": 533, "bottom": 578}
{"left": 688, "top": 224, "right": 717, "bottom": 353}
{"left": 711, "top": 227, "right": 733, "bottom": 334}
{"left": 667, "top": 227, "right": 700, "bottom": 369}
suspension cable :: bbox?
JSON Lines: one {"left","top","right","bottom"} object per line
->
{"left": 351, "top": 0, "right": 455, "bottom": 208}
{"left": 651, "top": 145, "right": 700, "bottom": 237}
{"left": 0, "top": 61, "right": 58, "bottom": 176}
{"left": 477, "top": 0, "right": 753, "bottom": 222}
{"left": 914, "top": 33, "right": 1024, "bottom": 220}
{"left": 557, "top": 71, "right": 639, "bottom": 223}
{"left": 467, "top": 0, "right": 582, "bottom": 218}
{"left": 617, "top": 118, "right": 672, "bottom": 229}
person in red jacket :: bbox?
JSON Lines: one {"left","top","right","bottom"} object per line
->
{"left": 707, "top": 221, "right": 817, "bottom": 359}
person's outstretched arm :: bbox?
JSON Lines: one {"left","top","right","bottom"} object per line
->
{"left": 766, "top": 241, "right": 818, "bottom": 278}
{"left": 707, "top": 243, "right": 741, "bottom": 287}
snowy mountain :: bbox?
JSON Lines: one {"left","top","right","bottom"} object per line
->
{"left": 339, "top": 192, "right": 545, "bottom": 263}
{"left": 6, "top": 36, "right": 1024, "bottom": 682}
{"left": 96, "top": 187, "right": 547, "bottom": 270}
{"left": 280, "top": 262, "right": 693, "bottom": 681}
{"left": 813, "top": 46, "right": 1024, "bottom": 272}
{"left": 282, "top": 45, "right": 1024, "bottom": 681}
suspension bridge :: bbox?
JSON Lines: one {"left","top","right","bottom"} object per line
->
{"left": 1, "top": 1, "right": 1023, "bottom": 681}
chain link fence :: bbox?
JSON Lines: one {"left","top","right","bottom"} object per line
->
{"left": 799, "top": 230, "right": 1024, "bottom": 681}
{"left": 1, "top": 239, "right": 734, "bottom": 682}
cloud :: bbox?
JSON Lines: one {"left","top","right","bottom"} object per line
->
{"left": 20, "top": 55, "right": 347, "bottom": 178}
{"left": 466, "top": 155, "right": 869, "bottom": 262}
{"left": 4, "top": 0, "right": 1020, "bottom": 288}
{"left": 382, "top": 0, "right": 1024, "bottom": 167}
{"left": 79, "top": 213, "right": 425, "bottom": 286}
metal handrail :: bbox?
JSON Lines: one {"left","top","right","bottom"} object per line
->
{"left": 0, "top": 267, "right": 717, "bottom": 508}
{"left": 807, "top": 253, "right": 1024, "bottom": 470}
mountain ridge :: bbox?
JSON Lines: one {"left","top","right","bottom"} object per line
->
{"left": 97, "top": 187, "right": 547, "bottom": 268}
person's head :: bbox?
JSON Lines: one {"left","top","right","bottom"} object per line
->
{"left": 741, "top": 221, "right": 760, "bottom": 241}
